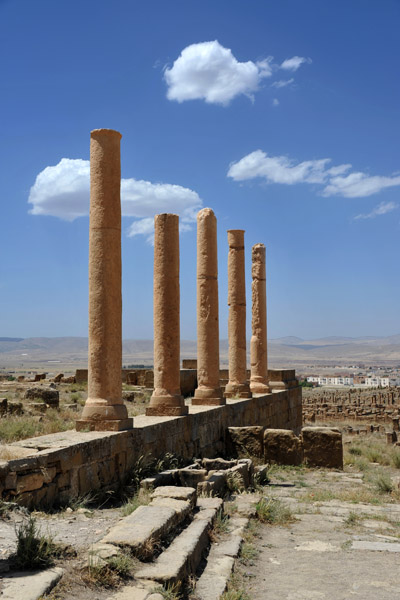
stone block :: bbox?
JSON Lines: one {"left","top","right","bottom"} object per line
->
{"left": 301, "top": 427, "right": 343, "bottom": 469}
{"left": 24, "top": 387, "right": 59, "bottom": 406}
{"left": 16, "top": 472, "right": 44, "bottom": 493}
{"left": 197, "top": 471, "right": 226, "bottom": 496}
{"left": 226, "top": 426, "right": 264, "bottom": 458}
{"left": 264, "top": 429, "right": 303, "bottom": 466}
{"left": 151, "top": 485, "right": 196, "bottom": 506}
{"left": 178, "top": 468, "right": 207, "bottom": 488}
{"left": 202, "top": 458, "right": 237, "bottom": 471}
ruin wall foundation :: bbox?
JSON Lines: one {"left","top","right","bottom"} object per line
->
{"left": 303, "top": 388, "right": 400, "bottom": 423}
{"left": 0, "top": 377, "right": 301, "bottom": 509}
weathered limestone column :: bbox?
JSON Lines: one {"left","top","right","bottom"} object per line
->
{"left": 192, "top": 208, "right": 224, "bottom": 406}
{"left": 250, "top": 243, "right": 270, "bottom": 394}
{"left": 224, "top": 230, "right": 252, "bottom": 399}
{"left": 77, "top": 129, "right": 133, "bottom": 431}
{"left": 146, "top": 214, "right": 188, "bottom": 416}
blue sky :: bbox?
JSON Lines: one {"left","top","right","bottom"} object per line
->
{"left": 1, "top": 0, "right": 399, "bottom": 340}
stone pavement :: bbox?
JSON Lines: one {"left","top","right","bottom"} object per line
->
{"left": 243, "top": 469, "right": 400, "bottom": 600}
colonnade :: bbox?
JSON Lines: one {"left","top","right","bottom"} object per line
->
{"left": 77, "top": 129, "right": 270, "bottom": 429}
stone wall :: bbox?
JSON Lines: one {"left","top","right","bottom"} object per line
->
{"left": 0, "top": 377, "right": 301, "bottom": 509}
{"left": 76, "top": 368, "right": 197, "bottom": 397}
{"left": 303, "top": 388, "right": 400, "bottom": 423}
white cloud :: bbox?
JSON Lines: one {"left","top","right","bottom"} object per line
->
{"left": 164, "top": 40, "right": 272, "bottom": 105}
{"left": 271, "top": 78, "right": 294, "bottom": 89}
{"left": 322, "top": 172, "right": 400, "bottom": 198}
{"left": 227, "top": 150, "right": 331, "bottom": 185}
{"left": 280, "top": 56, "right": 311, "bottom": 71}
{"left": 28, "top": 158, "right": 90, "bottom": 221}
{"left": 354, "top": 201, "right": 398, "bottom": 220}
{"left": 272, "top": 98, "right": 279, "bottom": 106}
{"left": 228, "top": 150, "right": 400, "bottom": 199}
{"left": 28, "top": 159, "right": 202, "bottom": 241}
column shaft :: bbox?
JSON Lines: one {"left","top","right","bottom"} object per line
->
{"left": 146, "top": 213, "right": 188, "bottom": 416}
{"left": 224, "top": 230, "right": 251, "bottom": 399}
{"left": 193, "top": 208, "right": 224, "bottom": 406}
{"left": 77, "top": 128, "right": 132, "bottom": 431}
{"left": 250, "top": 243, "right": 270, "bottom": 394}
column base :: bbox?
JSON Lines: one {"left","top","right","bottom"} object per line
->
{"left": 76, "top": 418, "right": 133, "bottom": 432}
{"left": 146, "top": 405, "right": 188, "bottom": 416}
{"left": 192, "top": 397, "right": 226, "bottom": 406}
{"left": 146, "top": 393, "right": 188, "bottom": 417}
{"left": 193, "top": 387, "right": 225, "bottom": 406}
{"left": 250, "top": 381, "right": 271, "bottom": 395}
{"left": 224, "top": 382, "right": 252, "bottom": 399}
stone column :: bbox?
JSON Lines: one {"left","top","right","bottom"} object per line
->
{"left": 146, "top": 213, "right": 188, "bottom": 416}
{"left": 250, "top": 244, "right": 270, "bottom": 394}
{"left": 224, "top": 230, "right": 251, "bottom": 399}
{"left": 77, "top": 129, "right": 132, "bottom": 432}
{"left": 193, "top": 208, "right": 224, "bottom": 406}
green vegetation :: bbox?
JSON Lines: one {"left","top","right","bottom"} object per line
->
{"left": 239, "top": 541, "right": 258, "bottom": 565}
{"left": 344, "top": 511, "right": 363, "bottom": 526}
{"left": 0, "top": 409, "right": 76, "bottom": 443}
{"left": 255, "top": 497, "right": 295, "bottom": 525}
{"left": 84, "top": 550, "right": 134, "bottom": 588}
{"left": 152, "top": 582, "right": 182, "bottom": 599}
{"left": 11, "top": 517, "right": 63, "bottom": 570}
{"left": 121, "top": 489, "right": 150, "bottom": 516}
{"left": 373, "top": 471, "right": 394, "bottom": 494}
{"left": 221, "top": 573, "right": 251, "bottom": 600}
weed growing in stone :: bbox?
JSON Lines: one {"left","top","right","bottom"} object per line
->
{"left": 84, "top": 550, "right": 134, "bottom": 587}
{"left": 239, "top": 541, "right": 258, "bottom": 565}
{"left": 255, "top": 497, "right": 295, "bottom": 525}
{"left": 121, "top": 489, "right": 150, "bottom": 516}
{"left": 221, "top": 572, "right": 251, "bottom": 600}
{"left": 344, "top": 511, "right": 362, "bottom": 526}
{"left": 210, "top": 510, "right": 230, "bottom": 540}
{"left": 11, "top": 516, "right": 61, "bottom": 570}
{"left": 226, "top": 471, "right": 245, "bottom": 493}
{"left": 153, "top": 582, "right": 182, "bottom": 599}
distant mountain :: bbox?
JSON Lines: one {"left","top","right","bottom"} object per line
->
{"left": 270, "top": 336, "right": 304, "bottom": 345}
{"left": 1, "top": 334, "right": 400, "bottom": 368}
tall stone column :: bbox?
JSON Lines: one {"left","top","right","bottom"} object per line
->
{"left": 224, "top": 230, "right": 251, "bottom": 399}
{"left": 193, "top": 208, "right": 224, "bottom": 406}
{"left": 146, "top": 213, "right": 188, "bottom": 416}
{"left": 250, "top": 243, "right": 270, "bottom": 394}
{"left": 77, "top": 129, "right": 133, "bottom": 432}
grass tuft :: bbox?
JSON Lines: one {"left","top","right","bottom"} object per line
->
{"left": 373, "top": 472, "right": 394, "bottom": 494}
{"left": 255, "top": 497, "right": 295, "bottom": 525}
{"left": 10, "top": 516, "right": 63, "bottom": 570}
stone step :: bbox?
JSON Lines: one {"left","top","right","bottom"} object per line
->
{"left": 100, "top": 497, "right": 191, "bottom": 555}
{"left": 193, "top": 516, "right": 248, "bottom": 600}
{"left": 135, "top": 509, "right": 213, "bottom": 584}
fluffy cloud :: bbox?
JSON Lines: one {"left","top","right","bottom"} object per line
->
{"left": 280, "top": 56, "right": 311, "bottom": 71}
{"left": 164, "top": 42, "right": 312, "bottom": 106}
{"left": 227, "top": 150, "right": 331, "bottom": 185}
{"left": 228, "top": 150, "right": 400, "bottom": 199}
{"left": 164, "top": 41, "right": 273, "bottom": 105}
{"left": 354, "top": 201, "right": 398, "bottom": 220}
{"left": 28, "top": 159, "right": 90, "bottom": 221}
{"left": 28, "top": 159, "right": 202, "bottom": 242}
{"left": 322, "top": 172, "right": 400, "bottom": 198}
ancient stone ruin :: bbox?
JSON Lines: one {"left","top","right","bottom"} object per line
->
{"left": 303, "top": 387, "right": 400, "bottom": 424}
{"left": 0, "top": 127, "right": 304, "bottom": 508}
